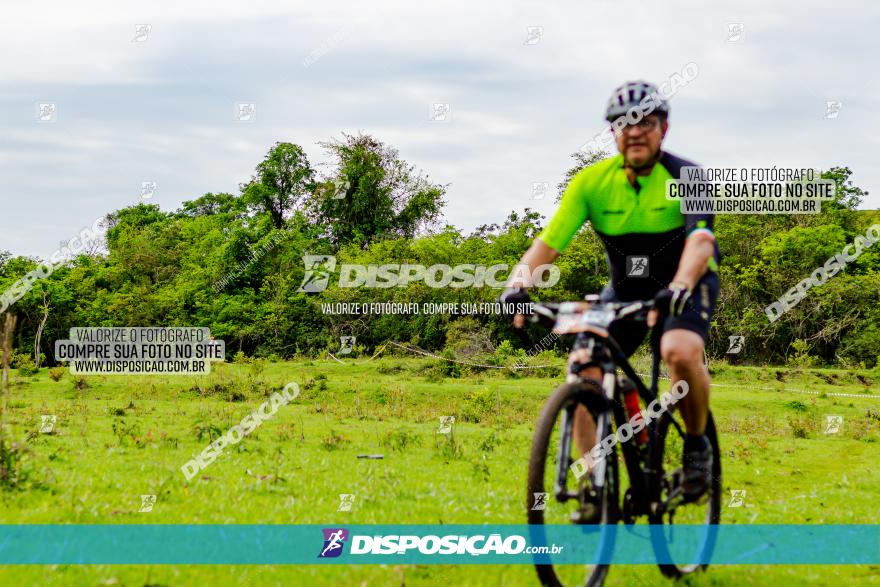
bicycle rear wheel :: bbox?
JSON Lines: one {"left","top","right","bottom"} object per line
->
{"left": 527, "top": 380, "right": 619, "bottom": 587}
{"left": 648, "top": 410, "right": 721, "bottom": 578}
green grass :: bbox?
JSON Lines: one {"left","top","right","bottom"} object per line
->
{"left": 1, "top": 357, "right": 879, "bottom": 585}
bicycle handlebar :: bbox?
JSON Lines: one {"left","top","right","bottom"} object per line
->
{"left": 528, "top": 299, "right": 658, "bottom": 330}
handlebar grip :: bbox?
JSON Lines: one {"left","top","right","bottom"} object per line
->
{"left": 529, "top": 305, "right": 557, "bottom": 329}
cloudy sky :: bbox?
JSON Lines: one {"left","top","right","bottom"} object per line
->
{"left": 1, "top": 0, "right": 877, "bottom": 258}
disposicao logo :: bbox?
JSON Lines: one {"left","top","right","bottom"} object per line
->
{"left": 297, "top": 254, "right": 559, "bottom": 292}
{"left": 319, "top": 528, "right": 349, "bottom": 558}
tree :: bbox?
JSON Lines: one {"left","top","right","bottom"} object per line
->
{"left": 556, "top": 148, "right": 611, "bottom": 202}
{"left": 241, "top": 143, "right": 315, "bottom": 229}
{"left": 105, "top": 204, "right": 168, "bottom": 251}
{"left": 178, "top": 192, "right": 245, "bottom": 218}
{"left": 310, "top": 133, "right": 446, "bottom": 247}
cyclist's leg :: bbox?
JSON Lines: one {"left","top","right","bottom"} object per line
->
{"left": 660, "top": 329, "right": 708, "bottom": 432}
{"left": 659, "top": 272, "right": 718, "bottom": 433}
{"left": 659, "top": 272, "right": 719, "bottom": 498}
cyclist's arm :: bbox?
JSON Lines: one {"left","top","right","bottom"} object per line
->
{"left": 670, "top": 215, "right": 717, "bottom": 289}
{"left": 671, "top": 235, "right": 715, "bottom": 289}
{"left": 507, "top": 240, "right": 559, "bottom": 288}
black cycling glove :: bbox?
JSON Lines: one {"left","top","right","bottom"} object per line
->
{"left": 653, "top": 282, "right": 691, "bottom": 317}
{"left": 499, "top": 287, "right": 532, "bottom": 314}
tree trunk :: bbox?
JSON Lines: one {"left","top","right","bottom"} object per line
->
{"left": 34, "top": 292, "right": 50, "bottom": 369}
{"left": 1, "top": 313, "right": 18, "bottom": 462}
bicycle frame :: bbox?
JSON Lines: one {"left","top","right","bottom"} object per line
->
{"left": 557, "top": 316, "right": 687, "bottom": 520}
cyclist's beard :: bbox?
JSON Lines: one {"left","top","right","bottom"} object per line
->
{"left": 623, "top": 149, "right": 661, "bottom": 173}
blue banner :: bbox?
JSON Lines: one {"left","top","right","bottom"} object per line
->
{"left": 0, "top": 524, "right": 876, "bottom": 565}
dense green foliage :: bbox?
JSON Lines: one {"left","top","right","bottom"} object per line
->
{"left": 1, "top": 135, "right": 877, "bottom": 367}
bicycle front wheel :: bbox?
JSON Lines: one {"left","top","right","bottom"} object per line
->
{"left": 527, "top": 380, "right": 619, "bottom": 587}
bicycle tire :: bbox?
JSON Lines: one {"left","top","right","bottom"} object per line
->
{"left": 648, "top": 410, "right": 722, "bottom": 578}
{"left": 527, "top": 380, "right": 620, "bottom": 587}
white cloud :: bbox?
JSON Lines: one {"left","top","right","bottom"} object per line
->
{"left": 1, "top": 0, "right": 878, "bottom": 257}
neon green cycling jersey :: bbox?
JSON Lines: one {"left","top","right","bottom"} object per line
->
{"left": 537, "top": 150, "right": 718, "bottom": 299}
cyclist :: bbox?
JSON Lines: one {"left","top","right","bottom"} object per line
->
{"left": 503, "top": 80, "right": 720, "bottom": 503}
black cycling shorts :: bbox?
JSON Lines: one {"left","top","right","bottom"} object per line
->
{"left": 598, "top": 271, "right": 719, "bottom": 358}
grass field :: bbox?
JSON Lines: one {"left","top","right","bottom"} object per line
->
{"left": 1, "top": 354, "right": 879, "bottom": 586}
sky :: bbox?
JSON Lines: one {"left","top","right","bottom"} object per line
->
{"left": 1, "top": 0, "right": 878, "bottom": 258}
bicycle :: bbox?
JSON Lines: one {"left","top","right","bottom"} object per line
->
{"left": 525, "top": 296, "right": 721, "bottom": 587}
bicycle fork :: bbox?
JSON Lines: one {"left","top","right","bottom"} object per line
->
{"left": 554, "top": 370, "right": 617, "bottom": 503}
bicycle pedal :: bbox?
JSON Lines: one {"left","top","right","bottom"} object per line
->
{"left": 570, "top": 503, "right": 601, "bottom": 525}
{"left": 681, "top": 490, "right": 710, "bottom": 506}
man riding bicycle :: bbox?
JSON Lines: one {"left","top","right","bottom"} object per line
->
{"left": 503, "top": 80, "right": 720, "bottom": 504}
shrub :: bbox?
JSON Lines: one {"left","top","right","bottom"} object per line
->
{"left": 48, "top": 367, "right": 66, "bottom": 382}
{"left": 784, "top": 400, "right": 809, "bottom": 412}
{"left": 444, "top": 317, "right": 494, "bottom": 359}
{"left": 13, "top": 354, "right": 38, "bottom": 377}
{"left": 788, "top": 415, "right": 817, "bottom": 438}
{"left": 321, "top": 430, "right": 349, "bottom": 451}
{"left": 193, "top": 421, "right": 222, "bottom": 443}
{"left": 478, "top": 431, "right": 500, "bottom": 453}
{"left": 437, "top": 350, "right": 461, "bottom": 378}
{"left": 433, "top": 432, "right": 464, "bottom": 461}
{"left": 787, "top": 339, "right": 819, "bottom": 369}
{"left": 471, "top": 459, "right": 490, "bottom": 482}
{"left": 461, "top": 387, "right": 496, "bottom": 423}
{"left": 0, "top": 441, "right": 32, "bottom": 490}
{"left": 381, "top": 428, "right": 421, "bottom": 452}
